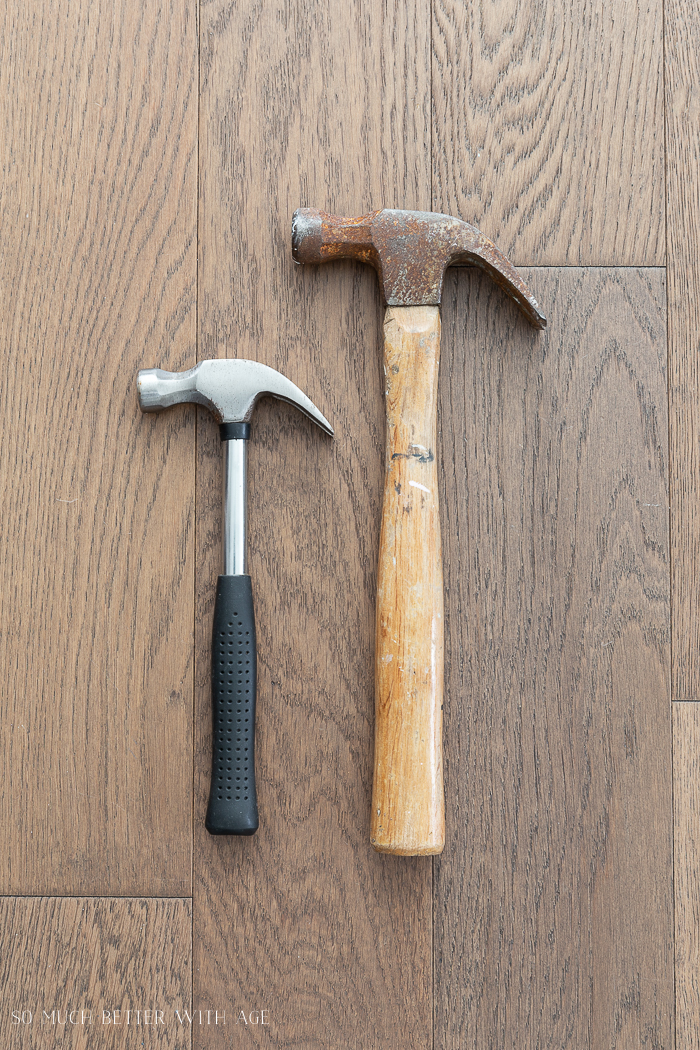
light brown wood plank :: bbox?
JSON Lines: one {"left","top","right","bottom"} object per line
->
{"left": 434, "top": 267, "right": 672, "bottom": 1047}
{"left": 198, "top": 0, "right": 431, "bottom": 360}
{"left": 674, "top": 702, "right": 700, "bottom": 1049}
{"left": 432, "top": 0, "right": 664, "bottom": 266}
{"left": 0, "top": 897, "right": 192, "bottom": 1049}
{"left": 195, "top": 0, "right": 433, "bottom": 1045}
{"left": 666, "top": 0, "right": 700, "bottom": 700}
{"left": 0, "top": 0, "right": 198, "bottom": 894}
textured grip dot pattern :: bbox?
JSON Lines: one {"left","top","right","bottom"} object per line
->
{"left": 205, "top": 575, "right": 259, "bottom": 835}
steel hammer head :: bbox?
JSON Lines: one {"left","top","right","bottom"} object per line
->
{"left": 137, "top": 359, "right": 333, "bottom": 434}
{"left": 292, "top": 207, "right": 546, "bottom": 328}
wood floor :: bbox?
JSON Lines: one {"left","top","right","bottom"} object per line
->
{"left": 0, "top": 0, "right": 694, "bottom": 1046}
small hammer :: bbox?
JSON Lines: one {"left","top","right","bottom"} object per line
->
{"left": 292, "top": 208, "right": 545, "bottom": 855}
{"left": 137, "top": 359, "right": 333, "bottom": 835}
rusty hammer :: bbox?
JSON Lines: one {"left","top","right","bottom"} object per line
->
{"left": 292, "top": 208, "right": 545, "bottom": 855}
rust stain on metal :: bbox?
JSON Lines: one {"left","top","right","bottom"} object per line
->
{"left": 292, "top": 207, "right": 547, "bottom": 328}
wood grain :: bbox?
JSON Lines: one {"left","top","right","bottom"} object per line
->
{"left": 0, "top": 897, "right": 192, "bottom": 1048}
{"left": 434, "top": 267, "right": 672, "bottom": 1048}
{"left": 373, "top": 305, "right": 445, "bottom": 855}
{"left": 198, "top": 0, "right": 431, "bottom": 361}
{"left": 674, "top": 703, "right": 700, "bottom": 1049}
{"left": 432, "top": 0, "right": 665, "bottom": 266}
{"left": 666, "top": 8, "right": 700, "bottom": 1037}
{"left": 666, "top": 0, "right": 700, "bottom": 700}
{"left": 0, "top": 0, "right": 198, "bottom": 893}
{"left": 195, "top": 0, "right": 433, "bottom": 1045}
{"left": 0, "top": 2, "right": 684, "bottom": 1048}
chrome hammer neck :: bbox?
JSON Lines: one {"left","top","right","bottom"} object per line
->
{"left": 223, "top": 434, "right": 248, "bottom": 576}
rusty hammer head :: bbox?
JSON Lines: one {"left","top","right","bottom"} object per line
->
{"left": 292, "top": 207, "right": 546, "bottom": 328}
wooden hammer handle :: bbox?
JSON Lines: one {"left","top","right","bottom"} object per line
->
{"left": 371, "top": 305, "right": 445, "bottom": 855}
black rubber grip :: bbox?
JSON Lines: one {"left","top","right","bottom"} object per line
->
{"left": 205, "top": 575, "right": 259, "bottom": 835}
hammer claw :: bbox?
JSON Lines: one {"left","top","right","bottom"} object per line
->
{"left": 462, "top": 241, "right": 547, "bottom": 330}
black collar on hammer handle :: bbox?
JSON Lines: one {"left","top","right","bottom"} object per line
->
{"left": 292, "top": 208, "right": 545, "bottom": 856}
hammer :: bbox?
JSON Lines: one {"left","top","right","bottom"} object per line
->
{"left": 292, "top": 208, "right": 545, "bottom": 855}
{"left": 137, "top": 359, "right": 333, "bottom": 835}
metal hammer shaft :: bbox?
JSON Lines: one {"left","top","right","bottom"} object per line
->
{"left": 224, "top": 438, "right": 247, "bottom": 575}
